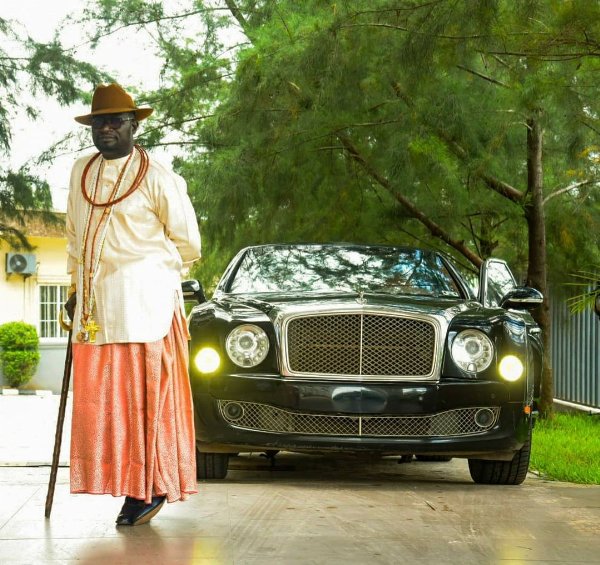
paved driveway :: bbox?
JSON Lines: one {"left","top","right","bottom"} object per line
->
{"left": 1, "top": 452, "right": 600, "bottom": 564}
{"left": 1, "top": 394, "right": 599, "bottom": 563}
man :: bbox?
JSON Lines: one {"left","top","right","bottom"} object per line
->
{"left": 64, "top": 83, "right": 201, "bottom": 526}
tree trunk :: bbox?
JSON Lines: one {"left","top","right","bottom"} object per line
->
{"left": 524, "top": 115, "right": 553, "bottom": 418}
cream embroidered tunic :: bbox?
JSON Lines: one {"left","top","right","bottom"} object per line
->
{"left": 66, "top": 150, "right": 201, "bottom": 345}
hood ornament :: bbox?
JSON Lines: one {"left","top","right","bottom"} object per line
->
{"left": 355, "top": 291, "right": 367, "bottom": 305}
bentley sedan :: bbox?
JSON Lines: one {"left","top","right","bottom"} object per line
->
{"left": 183, "top": 243, "right": 543, "bottom": 484}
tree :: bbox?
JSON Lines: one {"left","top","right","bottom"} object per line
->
{"left": 86, "top": 1, "right": 600, "bottom": 416}
{"left": 0, "top": 14, "right": 107, "bottom": 248}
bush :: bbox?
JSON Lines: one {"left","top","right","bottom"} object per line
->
{"left": 0, "top": 321, "right": 40, "bottom": 388}
{"left": 1, "top": 350, "right": 40, "bottom": 387}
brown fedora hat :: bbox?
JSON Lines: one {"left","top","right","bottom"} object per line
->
{"left": 74, "top": 83, "right": 153, "bottom": 126}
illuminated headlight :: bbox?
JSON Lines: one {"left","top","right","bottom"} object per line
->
{"left": 226, "top": 324, "right": 270, "bottom": 368}
{"left": 194, "top": 347, "right": 221, "bottom": 374}
{"left": 499, "top": 355, "right": 524, "bottom": 382}
{"left": 451, "top": 330, "right": 494, "bottom": 372}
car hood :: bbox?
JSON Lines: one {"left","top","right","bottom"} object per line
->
{"left": 206, "top": 291, "right": 480, "bottom": 324}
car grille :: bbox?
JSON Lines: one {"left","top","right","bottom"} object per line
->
{"left": 218, "top": 400, "right": 500, "bottom": 437}
{"left": 285, "top": 313, "right": 437, "bottom": 377}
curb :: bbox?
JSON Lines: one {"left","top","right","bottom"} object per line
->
{"left": 554, "top": 398, "right": 600, "bottom": 415}
{"left": 0, "top": 462, "right": 69, "bottom": 467}
{"left": 1, "top": 388, "right": 55, "bottom": 396}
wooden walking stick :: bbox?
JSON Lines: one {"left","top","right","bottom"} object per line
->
{"left": 45, "top": 325, "right": 73, "bottom": 518}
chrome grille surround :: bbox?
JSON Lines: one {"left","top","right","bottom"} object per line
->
{"left": 278, "top": 306, "right": 444, "bottom": 381}
{"left": 218, "top": 400, "right": 500, "bottom": 437}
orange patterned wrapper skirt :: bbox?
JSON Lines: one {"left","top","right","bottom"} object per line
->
{"left": 70, "top": 311, "right": 198, "bottom": 503}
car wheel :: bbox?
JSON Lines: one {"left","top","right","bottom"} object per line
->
{"left": 196, "top": 450, "right": 229, "bottom": 480}
{"left": 415, "top": 455, "right": 453, "bottom": 462}
{"left": 468, "top": 424, "right": 532, "bottom": 485}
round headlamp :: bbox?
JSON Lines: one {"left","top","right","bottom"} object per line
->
{"left": 451, "top": 329, "right": 494, "bottom": 373}
{"left": 226, "top": 324, "right": 270, "bottom": 368}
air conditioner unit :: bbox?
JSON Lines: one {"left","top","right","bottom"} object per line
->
{"left": 6, "top": 253, "right": 37, "bottom": 275}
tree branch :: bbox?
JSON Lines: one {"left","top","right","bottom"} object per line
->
{"left": 456, "top": 64, "right": 509, "bottom": 88}
{"left": 478, "top": 171, "right": 525, "bottom": 203}
{"left": 224, "top": 0, "right": 250, "bottom": 34}
{"left": 67, "top": 6, "right": 242, "bottom": 52}
{"left": 581, "top": 119, "right": 600, "bottom": 137}
{"left": 339, "top": 23, "right": 550, "bottom": 42}
{"left": 348, "top": 2, "right": 445, "bottom": 19}
{"left": 436, "top": 129, "right": 525, "bottom": 203}
{"left": 543, "top": 179, "right": 598, "bottom": 204}
{"left": 337, "top": 133, "right": 483, "bottom": 267}
{"left": 391, "top": 81, "right": 524, "bottom": 203}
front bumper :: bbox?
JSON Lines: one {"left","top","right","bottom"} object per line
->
{"left": 191, "top": 374, "right": 531, "bottom": 460}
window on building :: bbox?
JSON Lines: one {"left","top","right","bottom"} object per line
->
{"left": 39, "top": 285, "right": 69, "bottom": 338}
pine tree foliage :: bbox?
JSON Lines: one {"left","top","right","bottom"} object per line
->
{"left": 0, "top": 14, "right": 107, "bottom": 248}
{"left": 154, "top": 1, "right": 600, "bottom": 282}
{"left": 87, "top": 0, "right": 600, "bottom": 416}
{"left": 54, "top": 1, "right": 600, "bottom": 282}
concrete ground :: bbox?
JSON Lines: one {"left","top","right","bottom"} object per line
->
{"left": 1, "top": 394, "right": 600, "bottom": 564}
{"left": 0, "top": 393, "right": 71, "bottom": 467}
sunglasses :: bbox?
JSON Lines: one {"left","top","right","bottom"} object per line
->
{"left": 91, "top": 116, "right": 135, "bottom": 129}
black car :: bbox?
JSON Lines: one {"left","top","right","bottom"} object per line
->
{"left": 183, "top": 243, "right": 543, "bottom": 484}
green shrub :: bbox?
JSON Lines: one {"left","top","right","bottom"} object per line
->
{"left": 0, "top": 321, "right": 40, "bottom": 388}
{"left": 1, "top": 350, "right": 40, "bottom": 387}
{"left": 0, "top": 322, "right": 39, "bottom": 350}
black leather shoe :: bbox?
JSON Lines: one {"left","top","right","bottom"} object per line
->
{"left": 116, "top": 496, "right": 145, "bottom": 526}
{"left": 131, "top": 496, "right": 166, "bottom": 526}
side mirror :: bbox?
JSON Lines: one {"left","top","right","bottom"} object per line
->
{"left": 181, "top": 279, "right": 207, "bottom": 304}
{"left": 595, "top": 294, "right": 600, "bottom": 318}
{"left": 500, "top": 287, "right": 543, "bottom": 310}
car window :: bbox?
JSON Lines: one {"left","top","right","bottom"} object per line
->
{"left": 226, "top": 246, "right": 463, "bottom": 298}
{"left": 482, "top": 260, "right": 516, "bottom": 307}
{"left": 462, "top": 271, "right": 479, "bottom": 297}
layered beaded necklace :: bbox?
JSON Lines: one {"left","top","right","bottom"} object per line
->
{"left": 77, "top": 144, "right": 149, "bottom": 343}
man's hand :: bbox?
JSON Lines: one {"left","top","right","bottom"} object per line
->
{"left": 65, "top": 292, "right": 77, "bottom": 321}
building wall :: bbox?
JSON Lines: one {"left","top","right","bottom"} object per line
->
{"left": 0, "top": 236, "right": 70, "bottom": 392}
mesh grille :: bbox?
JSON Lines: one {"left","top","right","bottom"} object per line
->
{"left": 218, "top": 400, "right": 500, "bottom": 437}
{"left": 286, "top": 313, "right": 436, "bottom": 376}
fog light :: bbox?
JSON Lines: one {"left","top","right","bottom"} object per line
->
{"left": 474, "top": 408, "right": 495, "bottom": 428}
{"left": 194, "top": 347, "right": 221, "bottom": 374}
{"left": 223, "top": 402, "right": 244, "bottom": 421}
{"left": 499, "top": 355, "right": 524, "bottom": 382}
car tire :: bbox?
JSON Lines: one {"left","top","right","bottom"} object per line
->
{"left": 415, "top": 455, "right": 453, "bottom": 462}
{"left": 196, "top": 450, "right": 229, "bottom": 480}
{"left": 468, "top": 424, "right": 532, "bottom": 485}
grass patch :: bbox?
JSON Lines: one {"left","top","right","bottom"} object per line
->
{"left": 530, "top": 412, "right": 600, "bottom": 484}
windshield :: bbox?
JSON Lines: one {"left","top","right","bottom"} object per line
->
{"left": 225, "top": 246, "right": 462, "bottom": 298}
